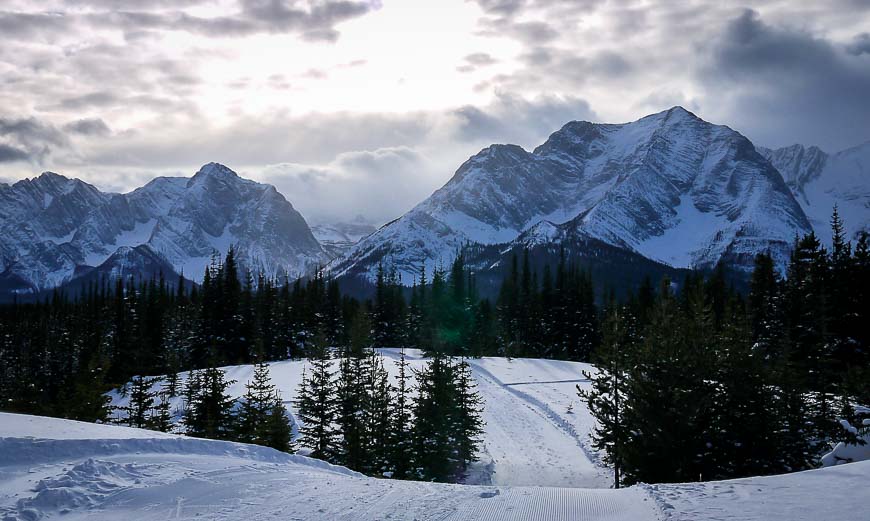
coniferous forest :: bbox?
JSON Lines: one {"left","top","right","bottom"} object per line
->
{"left": 0, "top": 210, "right": 868, "bottom": 484}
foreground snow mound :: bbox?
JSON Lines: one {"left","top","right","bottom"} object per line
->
{"left": 0, "top": 413, "right": 659, "bottom": 521}
{"left": 14, "top": 459, "right": 147, "bottom": 519}
{"left": 3, "top": 412, "right": 869, "bottom": 520}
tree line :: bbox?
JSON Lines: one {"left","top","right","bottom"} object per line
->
{"left": 0, "top": 209, "right": 867, "bottom": 485}
{"left": 582, "top": 209, "right": 870, "bottom": 486}
{"left": 0, "top": 244, "right": 601, "bottom": 420}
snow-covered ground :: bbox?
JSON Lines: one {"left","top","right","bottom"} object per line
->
{"left": 108, "top": 350, "right": 611, "bottom": 488}
{"left": 5, "top": 351, "right": 866, "bottom": 520}
{"left": 3, "top": 412, "right": 869, "bottom": 520}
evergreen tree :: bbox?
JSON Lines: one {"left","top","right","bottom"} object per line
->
{"left": 619, "top": 282, "right": 717, "bottom": 484}
{"left": 183, "top": 366, "right": 237, "bottom": 440}
{"left": 389, "top": 347, "right": 415, "bottom": 479}
{"left": 149, "top": 390, "right": 174, "bottom": 433}
{"left": 335, "top": 312, "right": 370, "bottom": 470}
{"left": 363, "top": 350, "right": 393, "bottom": 475}
{"left": 412, "top": 354, "right": 457, "bottom": 481}
{"left": 580, "top": 305, "right": 634, "bottom": 487}
{"left": 122, "top": 375, "right": 159, "bottom": 428}
{"left": 295, "top": 330, "right": 338, "bottom": 460}
{"left": 237, "top": 362, "right": 293, "bottom": 451}
{"left": 452, "top": 358, "right": 484, "bottom": 475}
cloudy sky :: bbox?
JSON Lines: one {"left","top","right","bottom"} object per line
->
{"left": 1, "top": 0, "right": 869, "bottom": 225}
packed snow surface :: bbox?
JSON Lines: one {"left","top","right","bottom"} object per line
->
{"left": 3, "top": 412, "right": 868, "bottom": 520}
{"left": 4, "top": 353, "right": 868, "bottom": 520}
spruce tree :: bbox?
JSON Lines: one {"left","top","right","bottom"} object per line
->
{"left": 235, "top": 361, "right": 294, "bottom": 451}
{"left": 122, "top": 375, "right": 158, "bottom": 428}
{"left": 149, "top": 391, "right": 174, "bottom": 432}
{"left": 411, "top": 354, "right": 457, "bottom": 481}
{"left": 295, "top": 330, "right": 338, "bottom": 461}
{"left": 262, "top": 395, "right": 294, "bottom": 452}
{"left": 364, "top": 351, "right": 393, "bottom": 475}
{"left": 619, "top": 282, "right": 717, "bottom": 484}
{"left": 335, "top": 312, "right": 371, "bottom": 470}
{"left": 580, "top": 305, "right": 634, "bottom": 487}
{"left": 390, "top": 348, "right": 415, "bottom": 479}
{"left": 183, "top": 366, "right": 237, "bottom": 440}
{"left": 452, "top": 358, "right": 484, "bottom": 476}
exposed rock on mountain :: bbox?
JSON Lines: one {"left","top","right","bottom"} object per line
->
{"left": 329, "top": 107, "right": 812, "bottom": 285}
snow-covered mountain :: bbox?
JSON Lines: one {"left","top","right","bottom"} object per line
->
{"left": 329, "top": 107, "right": 812, "bottom": 284}
{"left": 0, "top": 163, "right": 327, "bottom": 295}
{"left": 758, "top": 142, "right": 870, "bottom": 245}
{"left": 311, "top": 217, "right": 378, "bottom": 258}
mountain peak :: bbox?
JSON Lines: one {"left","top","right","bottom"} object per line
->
{"left": 37, "top": 171, "right": 70, "bottom": 181}
{"left": 644, "top": 105, "right": 701, "bottom": 125}
{"left": 191, "top": 162, "right": 241, "bottom": 182}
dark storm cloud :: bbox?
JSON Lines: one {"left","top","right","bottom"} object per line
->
{"left": 452, "top": 92, "right": 596, "bottom": 146}
{"left": 56, "top": 92, "right": 119, "bottom": 110}
{"left": 0, "top": 144, "right": 30, "bottom": 163}
{"left": 466, "top": 1, "right": 870, "bottom": 151}
{"left": 0, "top": 12, "right": 68, "bottom": 40}
{"left": 700, "top": 9, "right": 870, "bottom": 150}
{"left": 472, "top": 0, "right": 527, "bottom": 17}
{"left": 847, "top": 33, "right": 870, "bottom": 55}
{"left": 0, "top": 116, "right": 70, "bottom": 164}
{"left": 63, "top": 118, "right": 112, "bottom": 137}
{"left": 496, "top": 46, "right": 634, "bottom": 91}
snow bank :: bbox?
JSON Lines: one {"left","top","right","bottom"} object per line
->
{"left": 0, "top": 413, "right": 359, "bottom": 477}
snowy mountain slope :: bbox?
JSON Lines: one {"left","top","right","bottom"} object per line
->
{"left": 759, "top": 142, "right": 870, "bottom": 245}
{"left": 311, "top": 218, "right": 377, "bottom": 258}
{"left": 329, "top": 107, "right": 811, "bottom": 285}
{"left": 54, "top": 244, "right": 188, "bottom": 297}
{"left": 464, "top": 222, "right": 694, "bottom": 298}
{"left": 0, "top": 163, "right": 327, "bottom": 296}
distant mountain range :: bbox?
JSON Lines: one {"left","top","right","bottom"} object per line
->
{"left": 1, "top": 107, "right": 868, "bottom": 300}
{"left": 0, "top": 163, "right": 327, "bottom": 297}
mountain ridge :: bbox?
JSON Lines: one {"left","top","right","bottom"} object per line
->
{"left": 328, "top": 106, "right": 815, "bottom": 286}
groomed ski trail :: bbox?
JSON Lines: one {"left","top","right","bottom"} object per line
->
{"left": 466, "top": 359, "right": 611, "bottom": 488}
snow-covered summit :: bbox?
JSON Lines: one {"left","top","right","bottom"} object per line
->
{"left": 329, "top": 107, "right": 812, "bottom": 283}
{"left": 760, "top": 142, "right": 870, "bottom": 245}
{"left": 0, "top": 163, "right": 327, "bottom": 295}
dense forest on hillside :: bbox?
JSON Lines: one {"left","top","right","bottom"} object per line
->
{"left": 0, "top": 210, "right": 868, "bottom": 484}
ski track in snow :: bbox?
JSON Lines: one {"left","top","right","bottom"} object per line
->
{"left": 466, "top": 360, "right": 610, "bottom": 488}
